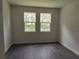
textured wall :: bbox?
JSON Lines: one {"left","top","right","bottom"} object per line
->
{"left": 11, "top": 5, "right": 60, "bottom": 44}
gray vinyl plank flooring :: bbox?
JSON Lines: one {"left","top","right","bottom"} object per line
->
{"left": 6, "top": 43, "right": 79, "bottom": 59}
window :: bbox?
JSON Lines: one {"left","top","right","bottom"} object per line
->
{"left": 40, "top": 13, "right": 51, "bottom": 32}
{"left": 24, "top": 12, "right": 36, "bottom": 32}
{"left": 24, "top": 12, "right": 51, "bottom": 32}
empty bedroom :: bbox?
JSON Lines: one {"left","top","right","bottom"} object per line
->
{"left": 0, "top": 0, "right": 79, "bottom": 59}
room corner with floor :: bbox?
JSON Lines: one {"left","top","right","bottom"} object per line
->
{"left": 0, "top": 0, "right": 79, "bottom": 59}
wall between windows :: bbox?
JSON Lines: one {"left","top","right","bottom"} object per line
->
{"left": 11, "top": 5, "right": 60, "bottom": 44}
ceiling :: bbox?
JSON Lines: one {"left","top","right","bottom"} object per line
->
{"left": 8, "top": 0, "right": 76, "bottom": 8}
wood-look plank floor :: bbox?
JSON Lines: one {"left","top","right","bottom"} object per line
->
{"left": 6, "top": 43, "right": 79, "bottom": 59}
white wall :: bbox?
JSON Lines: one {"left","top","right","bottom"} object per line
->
{"left": 0, "top": 0, "right": 5, "bottom": 59}
{"left": 11, "top": 6, "right": 60, "bottom": 44}
{"left": 3, "top": 0, "right": 12, "bottom": 52}
{"left": 60, "top": 0, "right": 79, "bottom": 55}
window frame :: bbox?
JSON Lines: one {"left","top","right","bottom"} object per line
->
{"left": 40, "top": 13, "right": 52, "bottom": 32}
{"left": 24, "top": 12, "right": 36, "bottom": 32}
{"left": 24, "top": 12, "right": 52, "bottom": 32}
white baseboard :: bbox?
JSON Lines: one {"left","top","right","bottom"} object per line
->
{"left": 5, "top": 43, "right": 13, "bottom": 53}
{"left": 60, "top": 42, "right": 79, "bottom": 56}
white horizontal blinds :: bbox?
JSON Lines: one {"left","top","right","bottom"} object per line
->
{"left": 24, "top": 12, "right": 36, "bottom": 32}
{"left": 40, "top": 13, "right": 51, "bottom": 32}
